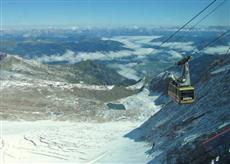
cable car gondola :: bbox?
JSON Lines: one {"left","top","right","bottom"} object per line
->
{"left": 168, "top": 56, "right": 195, "bottom": 104}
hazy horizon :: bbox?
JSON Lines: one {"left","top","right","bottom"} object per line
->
{"left": 1, "top": 0, "right": 229, "bottom": 28}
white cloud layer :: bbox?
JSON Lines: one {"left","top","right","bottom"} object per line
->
{"left": 167, "top": 50, "right": 183, "bottom": 59}
{"left": 203, "top": 44, "right": 230, "bottom": 55}
{"left": 35, "top": 36, "right": 163, "bottom": 63}
{"left": 103, "top": 35, "right": 162, "bottom": 48}
{"left": 150, "top": 41, "right": 197, "bottom": 52}
{"left": 110, "top": 62, "right": 140, "bottom": 80}
{"left": 35, "top": 36, "right": 199, "bottom": 65}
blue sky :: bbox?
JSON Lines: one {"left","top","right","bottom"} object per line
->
{"left": 1, "top": 0, "right": 230, "bottom": 28}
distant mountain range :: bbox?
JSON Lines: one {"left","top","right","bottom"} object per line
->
{"left": 0, "top": 54, "right": 136, "bottom": 86}
{"left": 0, "top": 36, "right": 130, "bottom": 58}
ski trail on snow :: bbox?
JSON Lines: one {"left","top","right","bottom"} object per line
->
{"left": 86, "top": 152, "right": 108, "bottom": 164}
{"left": 0, "top": 121, "right": 152, "bottom": 163}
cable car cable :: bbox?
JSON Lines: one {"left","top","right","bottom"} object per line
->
{"left": 188, "top": 0, "right": 227, "bottom": 31}
{"left": 140, "top": 0, "right": 219, "bottom": 59}
{"left": 155, "top": 0, "right": 227, "bottom": 54}
{"left": 194, "top": 29, "right": 230, "bottom": 54}
{"left": 225, "top": 45, "right": 230, "bottom": 56}
{"left": 174, "top": 0, "right": 227, "bottom": 43}
{"left": 159, "top": 0, "right": 217, "bottom": 47}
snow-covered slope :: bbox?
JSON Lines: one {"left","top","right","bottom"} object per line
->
{"left": 126, "top": 56, "right": 230, "bottom": 163}
{"left": 0, "top": 121, "right": 152, "bottom": 163}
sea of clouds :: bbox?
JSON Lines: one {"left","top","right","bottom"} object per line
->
{"left": 35, "top": 36, "right": 199, "bottom": 63}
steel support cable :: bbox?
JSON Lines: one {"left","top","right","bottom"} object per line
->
{"left": 159, "top": 0, "right": 217, "bottom": 47}
{"left": 189, "top": 0, "right": 227, "bottom": 31}
{"left": 194, "top": 29, "right": 230, "bottom": 54}
{"left": 225, "top": 45, "right": 230, "bottom": 56}
{"left": 174, "top": 0, "right": 227, "bottom": 44}
{"left": 150, "top": 0, "right": 226, "bottom": 56}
